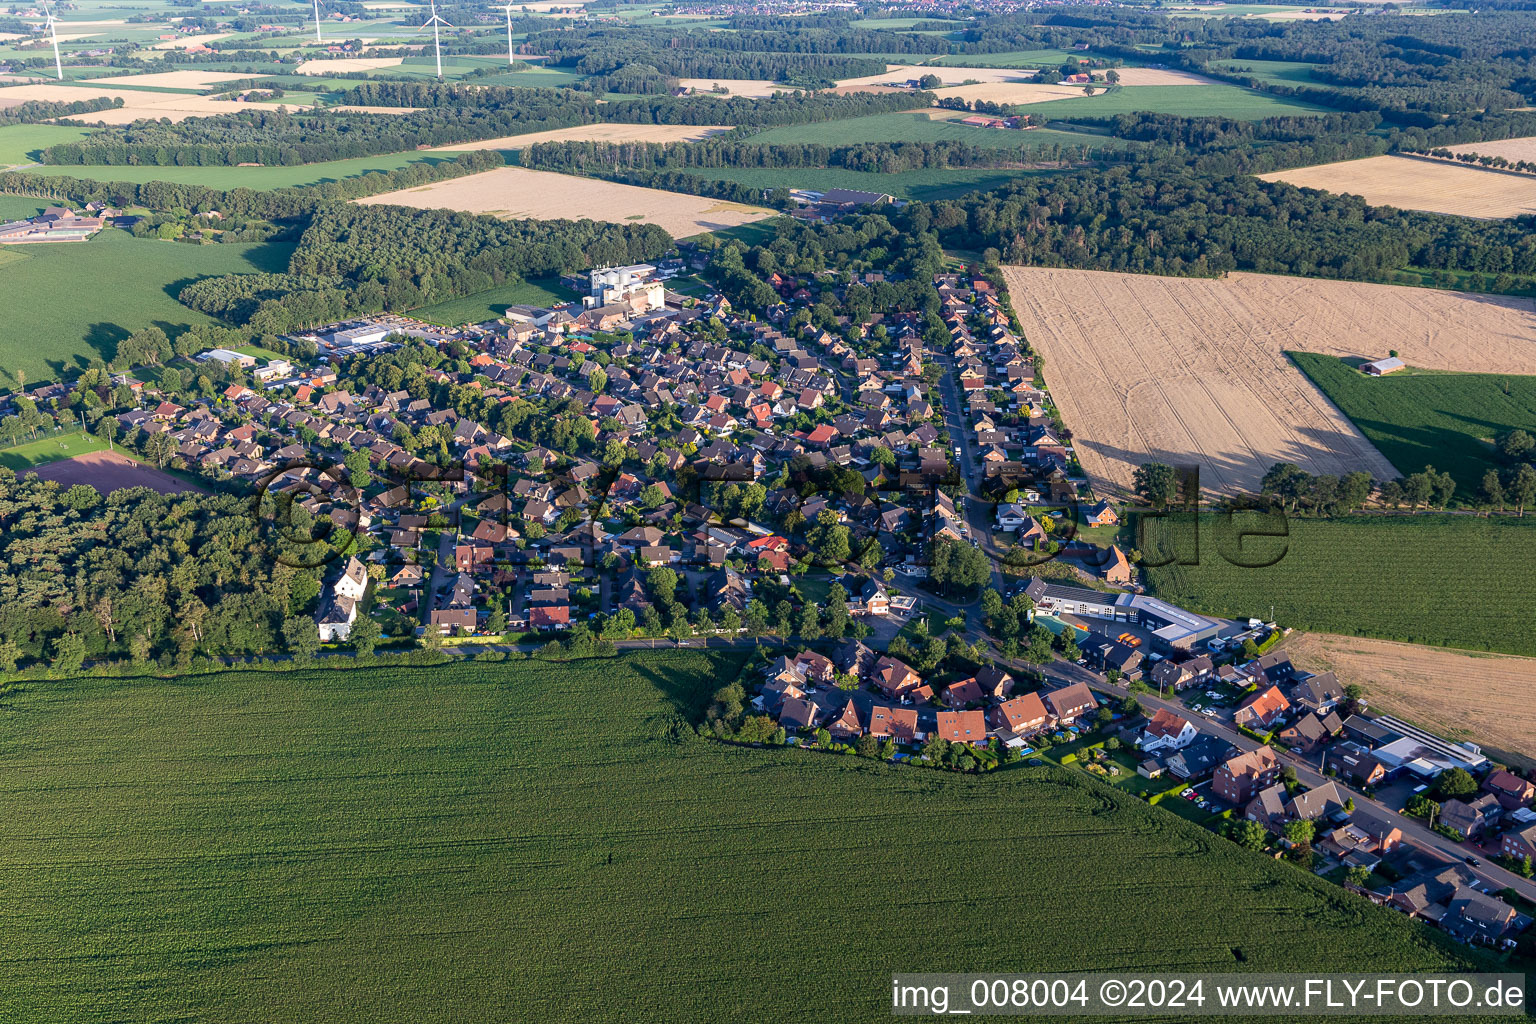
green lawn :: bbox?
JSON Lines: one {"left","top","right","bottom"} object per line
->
{"left": 1016, "top": 84, "right": 1334, "bottom": 120}
{"left": 0, "top": 429, "right": 110, "bottom": 471}
{"left": 1290, "top": 352, "right": 1536, "bottom": 499}
{"left": 1141, "top": 514, "right": 1536, "bottom": 656}
{"left": 751, "top": 111, "right": 1134, "bottom": 150}
{"left": 0, "top": 123, "right": 97, "bottom": 167}
{"left": 0, "top": 230, "right": 294, "bottom": 387}
{"left": 411, "top": 276, "right": 578, "bottom": 326}
{"left": 29, "top": 151, "right": 458, "bottom": 190}
{"left": 0, "top": 651, "right": 1494, "bottom": 1022}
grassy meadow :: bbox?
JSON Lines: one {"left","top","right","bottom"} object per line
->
{"left": 0, "top": 230, "right": 294, "bottom": 387}
{"left": 0, "top": 651, "right": 1497, "bottom": 1023}
{"left": 412, "top": 277, "right": 578, "bottom": 326}
{"left": 751, "top": 112, "right": 1132, "bottom": 150}
{"left": 1141, "top": 514, "right": 1536, "bottom": 656}
{"left": 0, "top": 123, "right": 98, "bottom": 167}
{"left": 1209, "top": 59, "right": 1334, "bottom": 89}
{"left": 1290, "top": 352, "right": 1536, "bottom": 499}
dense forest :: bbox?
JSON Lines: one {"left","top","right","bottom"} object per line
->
{"left": 925, "top": 167, "right": 1536, "bottom": 285}
{"left": 521, "top": 138, "right": 1094, "bottom": 175}
{"left": 179, "top": 204, "right": 671, "bottom": 333}
{"left": 0, "top": 473, "right": 325, "bottom": 667}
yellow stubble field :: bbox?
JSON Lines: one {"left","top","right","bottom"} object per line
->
{"left": 357, "top": 165, "right": 776, "bottom": 238}
{"left": 1259, "top": 154, "right": 1536, "bottom": 218}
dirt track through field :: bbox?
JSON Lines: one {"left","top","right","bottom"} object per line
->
{"left": 430, "top": 123, "right": 731, "bottom": 151}
{"left": 1001, "top": 267, "right": 1408, "bottom": 496}
{"left": 1287, "top": 632, "right": 1536, "bottom": 767}
{"left": 1259, "top": 154, "right": 1536, "bottom": 219}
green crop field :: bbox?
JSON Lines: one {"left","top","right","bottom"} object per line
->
{"left": 1142, "top": 514, "right": 1536, "bottom": 655}
{"left": 0, "top": 194, "right": 50, "bottom": 221}
{"left": 412, "top": 276, "right": 578, "bottom": 326}
{"left": 1208, "top": 59, "right": 1335, "bottom": 89}
{"left": 0, "top": 231, "right": 294, "bottom": 387}
{"left": 751, "top": 112, "right": 1134, "bottom": 150}
{"left": 0, "top": 123, "right": 97, "bottom": 167}
{"left": 693, "top": 164, "right": 1063, "bottom": 201}
{"left": 0, "top": 651, "right": 1495, "bottom": 1023}
{"left": 1290, "top": 352, "right": 1536, "bottom": 499}
{"left": 1013, "top": 84, "right": 1333, "bottom": 120}
{"left": 28, "top": 151, "right": 457, "bottom": 190}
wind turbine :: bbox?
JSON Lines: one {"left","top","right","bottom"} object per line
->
{"left": 498, "top": 4, "right": 516, "bottom": 67}
{"left": 421, "top": 0, "right": 451, "bottom": 80}
{"left": 42, "top": 1, "right": 63, "bottom": 81}
{"left": 311, "top": 0, "right": 323, "bottom": 43}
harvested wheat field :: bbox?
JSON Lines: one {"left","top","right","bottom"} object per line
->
{"left": 1259, "top": 154, "right": 1536, "bottom": 218}
{"left": 1288, "top": 632, "right": 1536, "bottom": 767}
{"left": 1002, "top": 267, "right": 1404, "bottom": 496}
{"left": 431, "top": 123, "right": 731, "bottom": 151}
{"left": 90, "top": 70, "right": 253, "bottom": 89}
{"left": 835, "top": 64, "right": 1035, "bottom": 89}
{"left": 1446, "top": 135, "right": 1536, "bottom": 164}
{"left": 357, "top": 165, "right": 775, "bottom": 238}
{"left": 1094, "top": 67, "right": 1217, "bottom": 85}
{"left": 0, "top": 83, "right": 243, "bottom": 123}
{"left": 678, "top": 78, "right": 782, "bottom": 97}
{"left": 296, "top": 57, "right": 405, "bottom": 74}
{"left": 932, "top": 82, "right": 1090, "bottom": 106}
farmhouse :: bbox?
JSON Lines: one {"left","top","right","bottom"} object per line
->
{"left": 0, "top": 206, "right": 104, "bottom": 243}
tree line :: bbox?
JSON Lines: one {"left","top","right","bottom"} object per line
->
{"left": 0, "top": 149, "right": 501, "bottom": 222}
{"left": 520, "top": 138, "right": 1074, "bottom": 176}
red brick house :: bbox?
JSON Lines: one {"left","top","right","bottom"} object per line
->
{"left": 874, "top": 656, "right": 923, "bottom": 699}
{"left": 1483, "top": 770, "right": 1535, "bottom": 811}
{"left": 934, "top": 710, "right": 987, "bottom": 747}
{"left": 1212, "top": 747, "right": 1280, "bottom": 804}
{"left": 828, "top": 700, "right": 864, "bottom": 741}
{"left": 1233, "top": 685, "right": 1290, "bottom": 730}
{"left": 1043, "top": 682, "right": 1096, "bottom": 725}
{"left": 868, "top": 705, "right": 919, "bottom": 743}
{"left": 1502, "top": 823, "right": 1536, "bottom": 862}
{"left": 989, "top": 693, "right": 1049, "bottom": 737}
